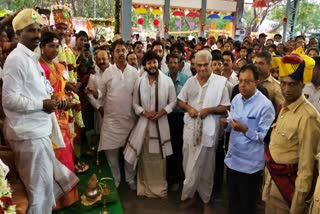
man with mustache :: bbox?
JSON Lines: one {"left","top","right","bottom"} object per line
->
{"left": 222, "top": 50, "right": 239, "bottom": 97}
{"left": 124, "top": 51, "right": 176, "bottom": 198}
{"left": 126, "top": 51, "right": 139, "bottom": 70}
{"left": 152, "top": 40, "right": 168, "bottom": 73}
{"left": 2, "top": 9, "right": 77, "bottom": 213}
{"left": 86, "top": 50, "right": 110, "bottom": 134}
{"left": 87, "top": 39, "right": 139, "bottom": 190}
{"left": 263, "top": 55, "right": 320, "bottom": 214}
{"left": 178, "top": 50, "right": 230, "bottom": 213}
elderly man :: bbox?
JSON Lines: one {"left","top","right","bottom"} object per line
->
{"left": 263, "top": 54, "right": 320, "bottom": 214}
{"left": 124, "top": 51, "right": 176, "bottom": 198}
{"left": 87, "top": 39, "right": 139, "bottom": 190}
{"left": 86, "top": 50, "right": 110, "bottom": 134}
{"left": 178, "top": 50, "right": 230, "bottom": 213}
{"left": 2, "top": 9, "right": 78, "bottom": 213}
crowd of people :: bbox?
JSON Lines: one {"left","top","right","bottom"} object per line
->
{"left": 0, "top": 5, "right": 320, "bottom": 214}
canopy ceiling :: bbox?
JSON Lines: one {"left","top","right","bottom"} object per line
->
{"left": 132, "top": 0, "right": 237, "bottom": 12}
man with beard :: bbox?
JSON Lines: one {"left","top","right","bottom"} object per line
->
{"left": 152, "top": 40, "right": 168, "bottom": 73}
{"left": 221, "top": 64, "right": 275, "bottom": 214}
{"left": 3, "top": 9, "right": 79, "bottom": 213}
{"left": 124, "top": 51, "right": 176, "bottom": 198}
{"left": 87, "top": 39, "right": 139, "bottom": 190}
{"left": 126, "top": 51, "right": 139, "bottom": 70}
{"left": 86, "top": 50, "right": 110, "bottom": 134}
{"left": 178, "top": 50, "right": 230, "bottom": 213}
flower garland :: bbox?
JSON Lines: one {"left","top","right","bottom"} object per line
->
{"left": 0, "top": 167, "right": 15, "bottom": 214}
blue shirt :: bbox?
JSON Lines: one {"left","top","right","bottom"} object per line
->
{"left": 167, "top": 71, "right": 189, "bottom": 112}
{"left": 224, "top": 90, "right": 275, "bottom": 174}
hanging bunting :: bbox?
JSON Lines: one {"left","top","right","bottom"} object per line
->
{"left": 207, "top": 14, "right": 220, "bottom": 19}
{"left": 153, "top": 19, "right": 160, "bottom": 27}
{"left": 189, "top": 22, "right": 195, "bottom": 29}
{"left": 151, "top": 7, "right": 162, "bottom": 15}
{"left": 175, "top": 20, "right": 182, "bottom": 27}
{"left": 137, "top": 17, "right": 144, "bottom": 25}
{"left": 252, "top": 0, "right": 267, "bottom": 7}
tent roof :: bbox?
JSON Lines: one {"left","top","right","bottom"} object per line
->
{"left": 132, "top": 0, "right": 237, "bottom": 12}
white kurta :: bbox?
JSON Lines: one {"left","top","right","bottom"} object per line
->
{"left": 2, "top": 43, "right": 52, "bottom": 140}
{"left": 98, "top": 64, "right": 139, "bottom": 151}
{"left": 87, "top": 65, "right": 108, "bottom": 134}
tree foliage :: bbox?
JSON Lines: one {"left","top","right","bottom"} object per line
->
{"left": 0, "top": 0, "right": 114, "bottom": 18}
{"left": 243, "top": 0, "right": 320, "bottom": 34}
{"left": 268, "top": 0, "right": 320, "bottom": 34}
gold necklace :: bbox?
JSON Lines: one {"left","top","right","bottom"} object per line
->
{"left": 40, "top": 57, "right": 56, "bottom": 71}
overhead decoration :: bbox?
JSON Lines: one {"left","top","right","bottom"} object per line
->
{"left": 175, "top": 20, "right": 182, "bottom": 27}
{"left": 211, "top": 23, "right": 217, "bottom": 29}
{"left": 186, "top": 11, "right": 199, "bottom": 18}
{"left": 172, "top": 9, "right": 184, "bottom": 17}
{"left": 134, "top": 7, "right": 147, "bottom": 14}
{"left": 252, "top": 0, "right": 267, "bottom": 7}
{"left": 151, "top": 7, "right": 162, "bottom": 15}
{"left": 207, "top": 13, "right": 220, "bottom": 19}
{"left": 225, "top": 23, "right": 232, "bottom": 30}
{"left": 153, "top": 19, "right": 160, "bottom": 27}
{"left": 188, "top": 21, "right": 195, "bottom": 29}
{"left": 137, "top": 17, "right": 144, "bottom": 25}
{"left": 223, "top": 15, "right": 234, "bottom": 21}
{"left": 86, "top": 20, "right": 94, "bottom": 38}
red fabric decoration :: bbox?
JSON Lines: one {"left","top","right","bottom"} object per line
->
{"left": 252, "top": 0, "right": 267, "bottom": 7}
{"left": 153, "top": 19, "right": 159, "bottom": 27}
{"left": 186, "top": 11, "right": 199, "bottom": 18}
{"left": 172, "top": 10, "right": 184, "bottom": 17}
{"left": 137, "top": 17, "right": 144, "bottom": 25}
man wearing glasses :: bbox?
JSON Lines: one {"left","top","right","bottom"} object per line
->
{"left": 221, "top": 64, "right": 275, "bottom": 214}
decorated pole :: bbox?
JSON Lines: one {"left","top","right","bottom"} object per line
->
{"left": 199, "top": 0, "right": 207, "bottom": 37}
{"left": 163, "top": 0, "right": 170, "bottom": 39}
{"left": 121, "top": 0, "right": 132, "bottom": 41}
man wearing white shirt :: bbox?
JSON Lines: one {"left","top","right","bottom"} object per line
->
{"left": 86, "top": 50, "right": 110, "bottom": 134}
{"left": 178, "top": 50, "right": 230, "bottom": 213}
{"left": 87, "top": 40, "right": 139, "bottom": 190}
{"left": 3, "top": 9, "right": 78, "bottom": 213}
{"left": 222, "top": 51, "right": 239, "bottom": 97}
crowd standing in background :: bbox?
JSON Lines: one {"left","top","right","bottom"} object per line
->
{"left": 0, "top": 6, "right": 320, "bottom": 214}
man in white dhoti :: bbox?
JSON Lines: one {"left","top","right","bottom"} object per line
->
{"left": 87, "top": 39, "right": 139, "bottom": 189}
{"left": 86, "top": 50, "right": 110, "bottom": 134}
{"left": 124, "top": 51, "right": 176, "bottom": 198}
{"left": 2, "top": 9, "right": 79, "bottom": 214}
{"left": 177, "top": 50, "right": 230, "bottom": 213}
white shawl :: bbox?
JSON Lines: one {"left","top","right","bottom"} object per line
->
{"left": 124, "top": 72, "right": 175, "bottom": 167}
{"left": 183, "top": 74, "right": 227, "bottom": 147}
{"left": 202, "top": 74, "right": 227, "bottom": 147}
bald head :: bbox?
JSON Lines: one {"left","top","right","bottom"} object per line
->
{"left": 96, "top": 50, "right": 110, "bottom": 71}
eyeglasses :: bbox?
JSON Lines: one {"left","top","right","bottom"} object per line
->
{"left": 239, "top": 79, "right": 255, "bottom": 84}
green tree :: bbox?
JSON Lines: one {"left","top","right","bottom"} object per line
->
{"left": 268, "top": 0, "right": 320, "bottom": 34}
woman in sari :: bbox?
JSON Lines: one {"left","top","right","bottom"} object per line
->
{"left": 39, "top": 31, "right": 78, "bottom": 209}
